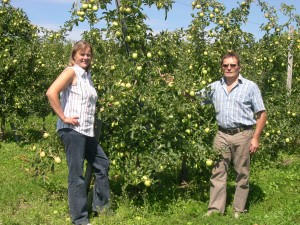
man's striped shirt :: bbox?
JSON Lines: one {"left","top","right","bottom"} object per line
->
{"left": 200, "top": 75, "right": 265, "bottom": 129}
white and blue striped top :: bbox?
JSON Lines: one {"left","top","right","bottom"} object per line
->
{"left": 57, "top": 64, "right": 98, "bottom": 137}
{"left": 199, "top": 75, "right": 265, "bottom": 129}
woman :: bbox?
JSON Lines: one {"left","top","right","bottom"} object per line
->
{"left": 46, "top": 40, "right": 110, "bottom": 225}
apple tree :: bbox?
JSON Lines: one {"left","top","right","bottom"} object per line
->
{"left": 14, "top": 0, "right": 300, "bottom": 192}
{"left": 0, "top": 3, "right": 40, "bottom": 139}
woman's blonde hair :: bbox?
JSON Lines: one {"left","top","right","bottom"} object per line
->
{"left": 68, "top": 40, "right": 93, "bottom": 71}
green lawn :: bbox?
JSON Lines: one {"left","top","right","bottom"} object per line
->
{"left": 1, "top": 141, "right": 299, "bottom": 225}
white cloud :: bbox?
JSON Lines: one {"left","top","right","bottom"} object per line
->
{"left": 66, "top": 28, "right": 85, "bottom": 41}
{"left": 22, "top": 0, "right": 74, "bottom": 3}
{"left": 33, "top": 22, "right": 85, "bottom": 41}
{"left": 35, "top": 23, "right": 61, "bottom": 31}
{"left": 146, "top": 19, "right": 174, "bottom": 31}
{"left": 45, "top": 0, "right": 74, "bottom": 2}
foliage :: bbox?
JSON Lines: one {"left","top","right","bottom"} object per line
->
{"left": 0, "top": 3, "right": 72, "bottom": 139}
{"left": 0, "top": 0, "right": 300, "bottom": 194}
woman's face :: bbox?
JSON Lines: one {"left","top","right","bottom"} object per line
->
{"left": 73, "top": 47, "right": 92, "bottom": 70}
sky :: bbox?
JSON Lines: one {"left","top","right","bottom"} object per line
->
{"left": 9, "top": 0, "right": 300, "bottom": 41}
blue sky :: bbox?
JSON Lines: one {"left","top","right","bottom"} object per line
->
{"left": 10, "top": 0, "right": 300, "bottom": 41}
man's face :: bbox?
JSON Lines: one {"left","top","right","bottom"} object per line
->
{"left": 221, "top": 57, "right": 240, "bottom": 79}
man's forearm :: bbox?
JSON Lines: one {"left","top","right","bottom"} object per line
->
{"left": 253, "top": 110, "right": 267, "bottom": 139}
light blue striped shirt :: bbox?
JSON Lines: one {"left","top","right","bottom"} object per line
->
{"left": 57, "top": 64, "right": 98, "bottom": 137}
{"left": 199, "top": 75, "right": 265, "bottom": 129}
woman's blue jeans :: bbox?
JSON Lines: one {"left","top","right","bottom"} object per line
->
{"left": 58, "top": 128, "right": 110, "bottom": 225}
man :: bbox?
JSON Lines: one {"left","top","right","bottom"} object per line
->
{"left": 199, "top": 52, "right": 267, "bottom": 218}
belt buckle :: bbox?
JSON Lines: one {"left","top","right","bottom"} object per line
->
{"left": 231, "top": 128, "right": 238, "bottom": 135}
{"left": 230, "top": 128, "right": 240, "bottom": 135}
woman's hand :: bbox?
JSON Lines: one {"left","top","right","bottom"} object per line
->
{"left": 63, "top": 116, "right": 80, "bottom": 126}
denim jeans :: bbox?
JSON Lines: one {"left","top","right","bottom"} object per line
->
{"left": 58, "top": 128, "right": 110, "bottom": 225}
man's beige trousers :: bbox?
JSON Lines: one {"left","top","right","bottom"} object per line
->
{"left": 208, "top": 129, "right": 253, "bottom": 214}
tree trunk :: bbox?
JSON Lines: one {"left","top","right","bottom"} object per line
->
{"left": 10, "top": 122, "right": 20, "bottom": 142}
{"left": 0, "top": 116, "right": 5, "bottom": 140}
{"left": 180, "top": 154, "right": 189, "bottom": 185}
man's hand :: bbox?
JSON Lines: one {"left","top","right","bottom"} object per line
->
{"left": 250, "top": 137, "right": 259, "bottom": 154}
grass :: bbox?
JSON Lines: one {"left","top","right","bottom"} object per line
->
{"left": 1, "top": 140, "right": 300, "bottom": 225}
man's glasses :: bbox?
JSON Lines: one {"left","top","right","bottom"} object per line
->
{"left": 222, "top": 64, "right": 238, "bottom": 68}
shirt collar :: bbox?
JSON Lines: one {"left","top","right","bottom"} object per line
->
{"left": 74, "top": 64, "right": 89, "bottom": 77}
{"left": 220, "top": 74, "right": 244, "bottom": 84}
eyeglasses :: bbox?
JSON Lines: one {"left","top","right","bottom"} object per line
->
{"left": 222, "top": 64, "right": 238, "bottom": 68}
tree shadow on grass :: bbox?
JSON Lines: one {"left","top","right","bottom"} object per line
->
{"left": 108, "top": 166, "right": 266, "bottom": 215}
{"left": 108, "top": 165, "right": 211, "bottom": 213}
{"left": 226, "top": 175, "right": 265, "bottom": 214}
{"left": 41, "top": 181, "right": 68, "bottom": 201}
{"left": 0, "top": 128, "right": 44, "bottom": 146}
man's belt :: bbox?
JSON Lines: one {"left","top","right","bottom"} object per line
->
{"left": 218, "top": 125, "right": 253, "bottom": 135}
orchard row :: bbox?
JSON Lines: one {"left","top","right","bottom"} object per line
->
{"left": 1, "top": 0, "right": 299, "bottom": 189}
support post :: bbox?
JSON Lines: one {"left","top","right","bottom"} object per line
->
{"left": 287, "top": 26, "right": 294, "bottom": 95}
{"left": 85, "top": 119, "right": 102, "bottom": 194}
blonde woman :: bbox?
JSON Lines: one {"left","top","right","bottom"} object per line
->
{"left": 46, "top": 40, "right": 110, "bottom": 225}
